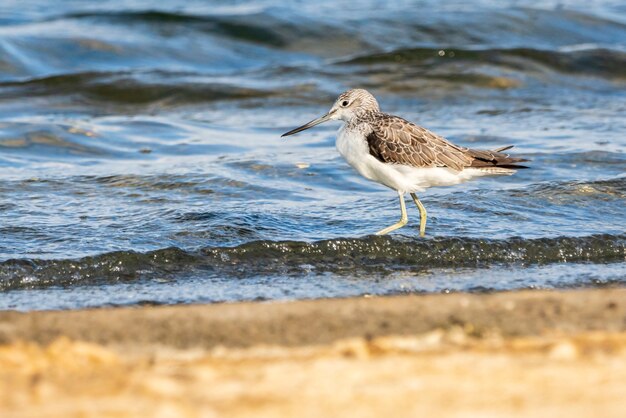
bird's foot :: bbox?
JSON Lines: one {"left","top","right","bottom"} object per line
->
{"left": 374, "top": 218, "right": 408, "bottom": 235}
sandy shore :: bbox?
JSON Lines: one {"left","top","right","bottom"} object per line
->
{"left": 2, "top": 288, "right": 626, "bottom": 417}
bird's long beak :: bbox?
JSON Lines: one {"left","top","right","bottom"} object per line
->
{"left": 281, "top": 112, "right": 333, "bottom": 137}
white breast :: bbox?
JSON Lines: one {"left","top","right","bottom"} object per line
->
{"left": 335, "top": 125, "right": 502, "bottom": 193}
{"left": 335, "top": 125, "right": 410, "bottom": 191}
{"left": 335, "top": 126, "right": 372, "bottom": 173}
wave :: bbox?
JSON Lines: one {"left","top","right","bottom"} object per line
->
{"left": 1, "top": 234, "right": 624, "bottom": 291}
{"left": 343, "top": 47, "right": 626, "bottom": 79}
{"left": 56, "top": 10, "right": 290, "bottom": 47}
{"left": 524, "top": 177, "right": 626, "bottom": 200}
{"left": 0, "top": 71, "right": 276, "bottom": 105}
{"left": 48, "top": 7, "right": 626, "bottom": 52}
{"left": 3, "top": 44, "right": 623, "bottom": 111}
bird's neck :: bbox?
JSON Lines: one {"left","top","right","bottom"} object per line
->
{"left": 346, "top": 110, "right": 380, "bottom": 129}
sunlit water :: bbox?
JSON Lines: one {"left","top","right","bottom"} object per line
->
{"left": 0, "top": 0, "right": 625, "bottom": 310}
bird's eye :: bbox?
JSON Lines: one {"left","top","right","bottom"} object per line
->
{"left": 341, "top": 100, "right": 349, "bottom": 107}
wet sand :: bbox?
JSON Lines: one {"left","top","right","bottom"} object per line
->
{"left": 2, "top": 288, "right": 626, "bottom": 417}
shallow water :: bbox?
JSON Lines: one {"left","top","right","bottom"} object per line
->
{"left": 0, "top": 0, "right": 625, "bottom": 310}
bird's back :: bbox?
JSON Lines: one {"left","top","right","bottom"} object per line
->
{"left": 358, "top": 111, "right": 528, "bottom": 172}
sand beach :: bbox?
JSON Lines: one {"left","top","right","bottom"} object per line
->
{"left": 3, "top": 288, "right": 626, "bottom": 417}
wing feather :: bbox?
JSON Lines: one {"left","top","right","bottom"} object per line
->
{"left": 364, "top": 113, "right": 529, "bottom": 170}
{"left": 365, "top": 114, "right": 472, "bottom": 171}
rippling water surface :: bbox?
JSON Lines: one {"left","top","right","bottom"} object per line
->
{"left": 1, "top": 0, "right": 625, "bottom": 310}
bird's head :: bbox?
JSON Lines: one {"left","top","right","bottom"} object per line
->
{"left": 281, "top": 89, "right": 379, "bottom": 137}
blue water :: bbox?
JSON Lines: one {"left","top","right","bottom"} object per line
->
{"left": 0, "top": 0, "right": 625, "bottom": 310}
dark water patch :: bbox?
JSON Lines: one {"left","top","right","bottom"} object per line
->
{"left": 1, "top": 234, "right": 624, "bottom": 292}
{"left": 559, "top": 151, "right": 626, "bottom": 166}
{"left": 551, "top": 152, "right": 626, "bottom": 171}
{"left": 521, "top": 177, "right": 626, "bottom": 201}
{"left": 46, "top": 9, "right": 370, "bottom": 56}
{"left": 0, "top": 123, "right": 111, "bottom": 157}
{"left": 0, "top": 172, "right": 280, "bottom": 199}
{"left": 84, "top": 173, "right": 288, "bottom": 198}
{"left": 201, "top": 234, "right": 626, "bottom": 272}
{"left": 57, "top": 10, "right": 289, "bottom": 47}
{"left": 89, "top": 174, "right": 217, "bottom": 193}
{"left": 344, "top": 47, "right": 626, "bottom": 80}
{"left": 0, "top": 72, "right": 277, "bottom": 108}
{"left": 0, "top": 248, "right": 199, "bottom": 291}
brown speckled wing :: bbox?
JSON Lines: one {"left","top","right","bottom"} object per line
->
{"left": 365, "top": 114, "right": 473, "bottom": 171}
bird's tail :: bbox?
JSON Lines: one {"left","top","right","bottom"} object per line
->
{"left": 493, "top": 145, "right": 514, "bottom": 152}
{"left": 468, "top": 145, "right": 530, "bottom": 170}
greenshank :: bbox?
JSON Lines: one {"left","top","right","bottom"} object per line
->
{"left": 282, "top": 89, "right": 528, "bottom": 236}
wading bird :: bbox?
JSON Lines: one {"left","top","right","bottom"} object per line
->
{"left": 282, "top": 89, "right": 528, "bottom": 236}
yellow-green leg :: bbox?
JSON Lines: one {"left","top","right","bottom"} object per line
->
{"left": 410, "top": 193, "right": 427, "bottom": 237}
{"left": 375, "top": 191, "right": 408, "bottom": 235}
